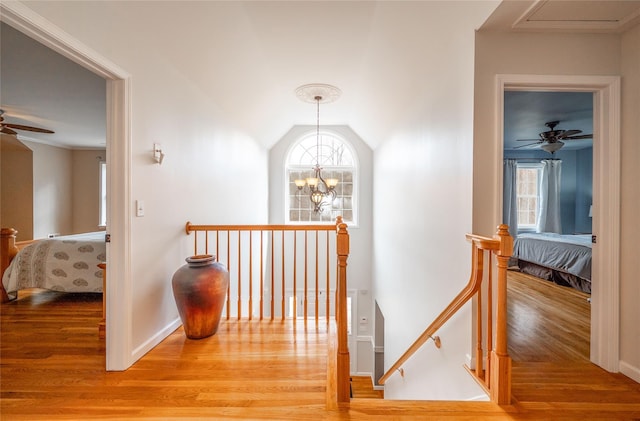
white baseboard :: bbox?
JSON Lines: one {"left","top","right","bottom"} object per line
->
{"left": 619, "top": 360, "right": 640, "bottom": 384}
{"left": 353, "top": 371, "right": 373, "bottom": 377}
{"left": 131, "top": 317, "right": 182, "bottom": 363}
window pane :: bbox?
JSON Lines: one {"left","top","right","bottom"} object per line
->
{"left": 286, "top": 133, "right": 356, "bottom": 224}
{"left": 99, "top": 162, "right": 107, "bottom": 227}
{"left": 516, "top": 167, "right": 540, "bottom": 228}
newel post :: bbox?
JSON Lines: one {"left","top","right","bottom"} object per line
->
{"left": 490, "top": 224, "right": 513, "bottom": 405}
{"left": 335, "top": 216, "right": 350, "bottom": 403}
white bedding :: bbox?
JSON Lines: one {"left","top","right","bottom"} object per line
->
{"left": 2, "top": 231, "right": 106, "bottom": 300}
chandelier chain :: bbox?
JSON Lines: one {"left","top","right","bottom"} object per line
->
{"left": 315, "top": 95, "right": 321, "bottom": 166}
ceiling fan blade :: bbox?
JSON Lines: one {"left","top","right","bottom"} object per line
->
{"left": 3, "top": 123, "right": 54, "bottom": 134}
{"left": 557, "top": 129, "right": 582, "bottom": 138}
{"left": 1, "top": 126, "right": 18, "bottom": 135}
{"left": 516, "top": 138, "right": 541, "bottom": 142}
{"left": 565, "top": 134, "right": 593, "bottom": 140}
{"left": 514, "top": 142, "right": 542, "bottom": 149}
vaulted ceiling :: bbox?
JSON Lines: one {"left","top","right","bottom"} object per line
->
{"left": 1, "top": 1, "right": 638, "bottom": 150}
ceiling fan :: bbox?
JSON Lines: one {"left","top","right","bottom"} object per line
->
{"left": 0, "top": 109, "right": 55, "bottom": 135}
{"left": 515, "top": 120, "right": 592, "bottom": 154}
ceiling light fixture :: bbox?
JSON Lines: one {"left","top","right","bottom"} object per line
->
{"left": 294, "top": 84, "right": 341, "bottom": 213}
{"left": 541, "top": 141, "right": 564, "bottom": 154}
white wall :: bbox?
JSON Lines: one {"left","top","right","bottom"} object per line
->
{"left": 372, "top": 4, "right": 497, "bottom": 400}
{"left": 72, "top": 149, "right": 106, "bottom": 234}
{"left": 20, "top": 2, "right": 269, "bottom": 362}
{"left": 4, "top": 140, "right": 105, "bottom": 239}
{"left": 1, "top": 136, "right": 33, "bottom": 241}
{"left": 23, "top": 140, "right": 73, "bottom": 238}
{"left": 619, "top": 24, "right": 640, "bottom": 382}
{"left": 473, "top": 29, "right": 640, "bottom": 382}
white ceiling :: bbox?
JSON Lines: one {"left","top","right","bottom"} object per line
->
{"left": 1, "top": 22, "right": 106, "bottom": 149}
{"left": 1, "top": 1, "right": 638, "bottom": 150}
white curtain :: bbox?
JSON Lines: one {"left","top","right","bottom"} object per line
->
{"left": 537, "top": 159, "right": 562, "bottom": 233}
{"left": 503, "top": 159, "right": 518, "bottom": 238}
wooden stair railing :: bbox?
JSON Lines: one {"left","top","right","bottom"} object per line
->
{"left": 378, "top": 224, "right": 513, "bottom": 405}
{"left": 185, "top": 217, "right": 350, "bottom": 405}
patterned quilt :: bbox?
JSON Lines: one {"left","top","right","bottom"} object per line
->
{"left": 2, "top": 231, "right": 106, "bottom": 300}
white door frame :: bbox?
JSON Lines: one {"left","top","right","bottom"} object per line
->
{"left": 496, "top": 74, "right": 621, "bottom": 372}
{"left": 1, "top": 2, "right": 133, "bottom": 370}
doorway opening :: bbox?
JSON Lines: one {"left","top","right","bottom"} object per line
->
{"left": 496, "top": 74, "right": 621, "bottom": 372}
{"left": 1, "top": 2, "right": 132, "bottom": 370}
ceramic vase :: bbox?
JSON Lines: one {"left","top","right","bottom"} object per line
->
{"left": 171, "top": 254, "right": 229, "bottom": 339}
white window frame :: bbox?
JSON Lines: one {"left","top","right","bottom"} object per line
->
{"left": 516, "top": 162, "right": 542, "bottom": 231}
{"left": 284, "top": 131, "right": 358, "bottom": 226}
{"left": 99, "top": 161, "right": 107, "bottom": 228}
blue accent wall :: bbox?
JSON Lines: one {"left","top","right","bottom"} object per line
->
{"left": 574, "top": 148, "right": 593, "bottom": 233}
{"left": 504, "top": 147, "right": 592, "bottom": 234}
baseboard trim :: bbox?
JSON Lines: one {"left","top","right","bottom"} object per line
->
{"left": 619, "top": 360, "right": 640, "bottom": 384}
{"left": 131, "top": 318, "right": 182, "bottom": 363}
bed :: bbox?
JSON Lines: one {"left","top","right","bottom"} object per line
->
{"left": 1, "top": 228, "right": 107, "bottom": 336}
{"left": 1, "top": 229, "right": 106, "bottom": 300}
{"left": 510, "top": 232, "right": 592, "bottom": 294}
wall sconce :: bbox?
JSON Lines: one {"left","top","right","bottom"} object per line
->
{"left": 153, "top": 143, "right": 165, "bottom": 165}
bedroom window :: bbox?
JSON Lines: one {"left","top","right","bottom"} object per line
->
{"left": 285, "top": 132, "right": 357, "bottom": 225}
{"left": 516, "top": 164, "right": 542, "bottom": 228}
{"left": 99, "top": 161, "right": 107, "bottom": 227}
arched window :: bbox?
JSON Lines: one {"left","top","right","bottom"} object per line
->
{"left": 285, "top": 131, "right": 357, "bottom": 224}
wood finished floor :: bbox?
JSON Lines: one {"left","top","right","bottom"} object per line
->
{"left": 1, "top": 277, "right": 639, "bottom": 420}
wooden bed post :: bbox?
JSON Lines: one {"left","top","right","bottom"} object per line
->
{"left": 98, "top": 262, "right": 107, "bottom": 339}
{"left": 1, "top": 228, "right": 19, "bottom": 303}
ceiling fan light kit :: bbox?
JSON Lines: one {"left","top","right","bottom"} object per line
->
{"left": 541, "top": 141, "right": 564, "bottom": 153}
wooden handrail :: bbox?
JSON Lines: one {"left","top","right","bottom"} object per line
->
{"left": 186, "top": 222, "right": 338, "bottom": 233}
{"left": 378, "top": 225, "right": 512, "bottom": 405}
{"left": 378, "top": 238, "right": 487, "bottom": 385}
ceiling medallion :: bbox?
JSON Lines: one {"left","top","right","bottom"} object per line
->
{"left": 295, "top": 83, "right": 342, "bottom": 104}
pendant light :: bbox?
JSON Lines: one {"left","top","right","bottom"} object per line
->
{"left": 294, "top": 84, "right": 341, "bottom": 213}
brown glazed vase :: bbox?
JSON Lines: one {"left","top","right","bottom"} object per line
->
{"left": 171, "top": 254, "right": 229, "bottom": 339}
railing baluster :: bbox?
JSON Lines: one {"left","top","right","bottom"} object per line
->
{"left": 270, "top": 230, "right": 274, "bottom": 320}
{"left": 486, "top": 251, "right": 493, "bottom": 388}
{"left": 281, "top": 230, "right": 285, "bottom": 321}
{"left": 249, "top": 231, "right": 253, "bottom": 320}
{"left": 226, "top": 230, "right": 231, "bottom": 320}
{"left": 475, "top": 245, "right": 484, "bottom": 380}
{"left": 326, "top": 230, "right": 330, "bottom": 323}
{"left": 260, "top": 231, "right": 264, "bottom": 320}
{"left": 315, "top": 230, "right": 319, "bottom": 324}
{"left": 304, "top": 231, "right": 308, "bottom": 320}
{"left": 237, "top": 231, "right": 242, "bottom": 319}
{"left": 293, "top": 231, "right": 297, "bottom": 319}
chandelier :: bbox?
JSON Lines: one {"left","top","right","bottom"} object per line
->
{"left": 294, "top": 84, "right": 341, "bottom": 213}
